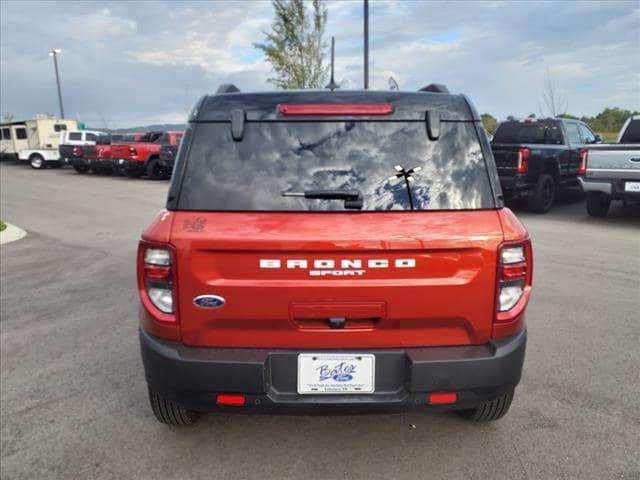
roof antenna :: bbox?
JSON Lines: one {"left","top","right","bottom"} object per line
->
{"left": 325, "top": 36, "right": 339, "bottom": 91}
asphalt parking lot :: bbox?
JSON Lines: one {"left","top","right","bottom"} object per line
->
{"left": 1, "top": 162, "right": 639, "bottom": 480}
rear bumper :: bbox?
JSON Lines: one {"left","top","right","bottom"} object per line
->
{"left": 140, "top": 328, "right": 527, "bottom": 413}
{"left": 579, "top": 177, "right": 640, "bottom": 199}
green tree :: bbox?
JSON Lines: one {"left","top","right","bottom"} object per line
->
{"left": 481, "top": 113, "right": 498, "bottom": 135}
{"left": 3, "top": 113, "right": 14, "bottom": 123}
{"left": 255, "top": 0, "right": 328, "bottom": 89}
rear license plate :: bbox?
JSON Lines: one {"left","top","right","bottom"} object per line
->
{"left": 297, "top": 354, "right": 375, "bottom": 394}
{"left": 624, "top": 182, "right": 640, "bottom": 192}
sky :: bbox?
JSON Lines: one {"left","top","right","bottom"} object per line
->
{"left": 1, "top": 0, "right": 638, "bottom": 128}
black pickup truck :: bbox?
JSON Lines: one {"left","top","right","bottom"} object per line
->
{"left": 491, "top": 118, "right": 599, "bottom": 213}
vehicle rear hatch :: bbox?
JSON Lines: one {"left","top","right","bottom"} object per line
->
{"left": 59, "top": 144, "right": 82, "bottom": 158}
{"left": 492, "top": 120, "right": 564, "bottom": 178}
{"left": 110, "top": 143, "right": 132, "bottom": 159}
{"left": 168, "top": 93, "right": 504, "bottom": 349}
{"left": 587, "top": 145, "right": 640, "bottom": 181}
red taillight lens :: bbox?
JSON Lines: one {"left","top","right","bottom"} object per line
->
{"left": 428, "top": 392, "right": 458, "bottom": 405}
{"left": 130, "top": 146, "right": 137, "bottom": 156}
{"left": 279, "top": 103, "right": 393, "bottom": 116}
{"left": 73, "top": 146, "right": 82, "bottom": 156}
{"left": 494, "top": 240, "right": 533, "bottom": 338}
{"left": 216, "top": 394, "right": 246, "bottom": 406}
{"left": 137, "top": 241, "right": 177, "bottom": 323}
{"left": 578, "top": 148, "right": 588, "bottom": 176}
{"left": 516, "top": 147, "right": 530, "bottom": 174}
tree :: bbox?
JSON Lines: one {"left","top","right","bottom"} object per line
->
{"left": 255, "top": 0, "right": 328, "bottom": 89}
{"left": 3, "top": 113, "right": 14, "bottom": 123}
{"left": 481, "top": 113, "right": 498, "bottom": 135}
{"left": 538, "top": 68, "right": 568, "bottom": 117}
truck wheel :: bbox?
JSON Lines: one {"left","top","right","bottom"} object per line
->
{"left": 146, "top": 158, "right": 167, "bottom": 180}
{"left": 73, "top": 164, "right": 90, "bottom": 174}
{"left": 527, "top": 174, "right": 555, "bottom": 213}
{"left": 586, "top": 192, "right": 610, "bottom": 217}
{"left": 29, "top": 154, "right": 46, "bottom": 170}
{"left": 456, "top": 389, "right": 514, "bottom": 422}
{"left": 148, "top": 387, "right": 200, "bottom": 426}
{"left": 49, "top": 161, "right": 63, "bottom": 168}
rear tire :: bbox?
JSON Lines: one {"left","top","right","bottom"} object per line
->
{"left": 456, "top": 389, "right": 514, "bottom": 422}
{"left": 29, "top": 154, "right": 46, "bottom": 170}
{"left": 49, "top": 161, "right": 63, "bottom": 168}
{"left": 146, "top": 157, "right": 168, "bottom": 180}
{"left": 148, "top": 387, "right": 200, "bottom": 426}
{"left": 527, "top": 174, "right": 556, "bottom": 213}
{"left": 73, "top": 164, "right": 90, "bottom": 174}
{"left": 586, "top": 192, "right": 610, "bottom": 217}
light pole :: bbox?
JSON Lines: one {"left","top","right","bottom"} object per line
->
{"left": 48, "top": 49, "right": 65, "bottom": 119}
{"left": 364, "top": 0, "right": 369, "bottom": 89}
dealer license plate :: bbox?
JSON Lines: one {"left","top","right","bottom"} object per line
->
{"left": 624, "top": 182, "right": 640, "bottom": 192}
{"left": 297, "top": 353, "right": 375, "bottom": 394}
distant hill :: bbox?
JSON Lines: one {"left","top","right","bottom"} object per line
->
{"left": 87, "top": 123, "right": 186, "bottom": 133}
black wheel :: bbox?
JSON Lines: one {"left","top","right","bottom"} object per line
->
{"left": 72, "top": 164, "right": 90, "bottom": 174}
{"left": 148, "top": 387, "right": 200, "bottom": 426}
{"left": 527, "top": 174, "right": 556, "bottom": 213}
{"left": 586, "top": 192, "right": 610, "bottom": 217}
{"left": 29, "top": 154, "right": 46, "bottom": 169}
{"left": 456, "top": 389, "right": 514, "bottom": 422}
{"left": 49, "top": 161, "right": 63, "bottom": 168}
{"left": 146, "top": 157, "right": 168, "bottom": 180}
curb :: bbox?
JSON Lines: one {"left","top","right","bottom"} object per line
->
{"left": 0, "top": 223, "right": 27, "bottom": 245}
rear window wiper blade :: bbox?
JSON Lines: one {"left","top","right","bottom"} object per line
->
{"left": 282, "top": 189, "right": 363, "bottom": 209}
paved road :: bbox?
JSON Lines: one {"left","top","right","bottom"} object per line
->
{"left": 1, "top": 163, "right": 639, "bottom": 480}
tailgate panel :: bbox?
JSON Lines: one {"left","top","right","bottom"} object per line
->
{"left": 171, "top": 211, "right": 504, "bottom": 348}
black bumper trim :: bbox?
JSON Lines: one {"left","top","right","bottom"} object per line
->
{"left": 140, "top": 329, "right": 526, "bottom": 412}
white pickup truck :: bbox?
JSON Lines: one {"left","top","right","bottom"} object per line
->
{"left": 579, "top": 116, "right": 640, "bottom": 216}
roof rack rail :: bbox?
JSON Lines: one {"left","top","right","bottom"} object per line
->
{"left": 418, "top": 83, "right": 450, "bottom": 94}
{"left": 216, "top": 84, "right": 240, "bottom": 94}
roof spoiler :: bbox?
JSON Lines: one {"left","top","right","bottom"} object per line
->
{"left": 216, "top": 84, "right": 240, "bottom": 94}
{"left": 418, "top": 83, "right": 450, "bottom": 94}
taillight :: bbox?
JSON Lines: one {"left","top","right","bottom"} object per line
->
{"left": 279, "top": 103, "right": 393, "bottom": 116}
{"left": 516, "top": 147, "right": 530, "bottom": 174}
{"left": 137, "top": 241, "right": 177, "bottom": 323}
{"left": 494, "top": 240, "right": 533, "bottom": 338}
{"left": 129, "top": 146, "right": 137, "bottom": 156}
{"left": 73, "top": 146, "right": 82, "bottom": 156}
{"left": 578, "top": 148, "right": 588, "bottom": 176}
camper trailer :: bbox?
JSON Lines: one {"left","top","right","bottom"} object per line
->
{"left": 0, "top": 115, "right": 78, "bottom": 168}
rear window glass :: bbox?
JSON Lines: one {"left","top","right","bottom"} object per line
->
{"left": 69, "top": 132, "right": 82, "bottom": 141}
{"left": 619, "top": 119, "right": 640, "bottom": 143}
{"left": 176, "top": 121, "right": 494, "bottom": 211}
{"left": 16, "top": 128, "right": 27, "bottom": 139}
{"left": 493, "top": 122, "right": 563, "bottom": 144}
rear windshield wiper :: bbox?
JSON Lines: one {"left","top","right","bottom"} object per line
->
{"left": 282, "top": 189, "right": 363, "bottom": 209}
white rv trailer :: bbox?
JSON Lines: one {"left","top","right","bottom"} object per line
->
{"left": 0, "top": 115, "right": 80, "bottom": 168}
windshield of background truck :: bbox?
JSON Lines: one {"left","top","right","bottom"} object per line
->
{"left": 493, "top": 122, "right": 563, "bottom": 144}
{"left": 619, "top": 119, "right": 640, "bottom": 143}
{"left": 176, "top": 121, "right": 494, "bottom": 211}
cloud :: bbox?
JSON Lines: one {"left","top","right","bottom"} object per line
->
{"left": 0, "top": 0, "right": 638, "bottom": 127}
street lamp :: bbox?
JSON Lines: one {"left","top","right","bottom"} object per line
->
{"left": 48, "top": 49, "right": 65, "bottom": 119}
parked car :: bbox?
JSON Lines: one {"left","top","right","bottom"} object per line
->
{"left": 0, "top": 116, "right": 78, "bottom": 168}
{"left": 84, "top": 133, "right": 143, "bottom": 175}
{"left": 137, "top": 84, "right": 532, "bottom": 425}
{"left": 111, "top": 131, "right": 182, "bottom": 179}
{"left": 491, "top": 118, "right": 599, "bottom": 213}
{"left": 579, "top": 115, "right": 640, "bottom": 216}
{"left": 59, "top": 130, "right": 106, "bottom": 173}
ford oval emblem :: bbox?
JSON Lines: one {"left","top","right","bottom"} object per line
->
{"left": 193, "top": 295, "right": 226, "bottom": 309}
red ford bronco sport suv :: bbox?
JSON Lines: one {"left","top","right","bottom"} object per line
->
{"left": 138, "top": 84, "right": 532, "bottom": 425}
